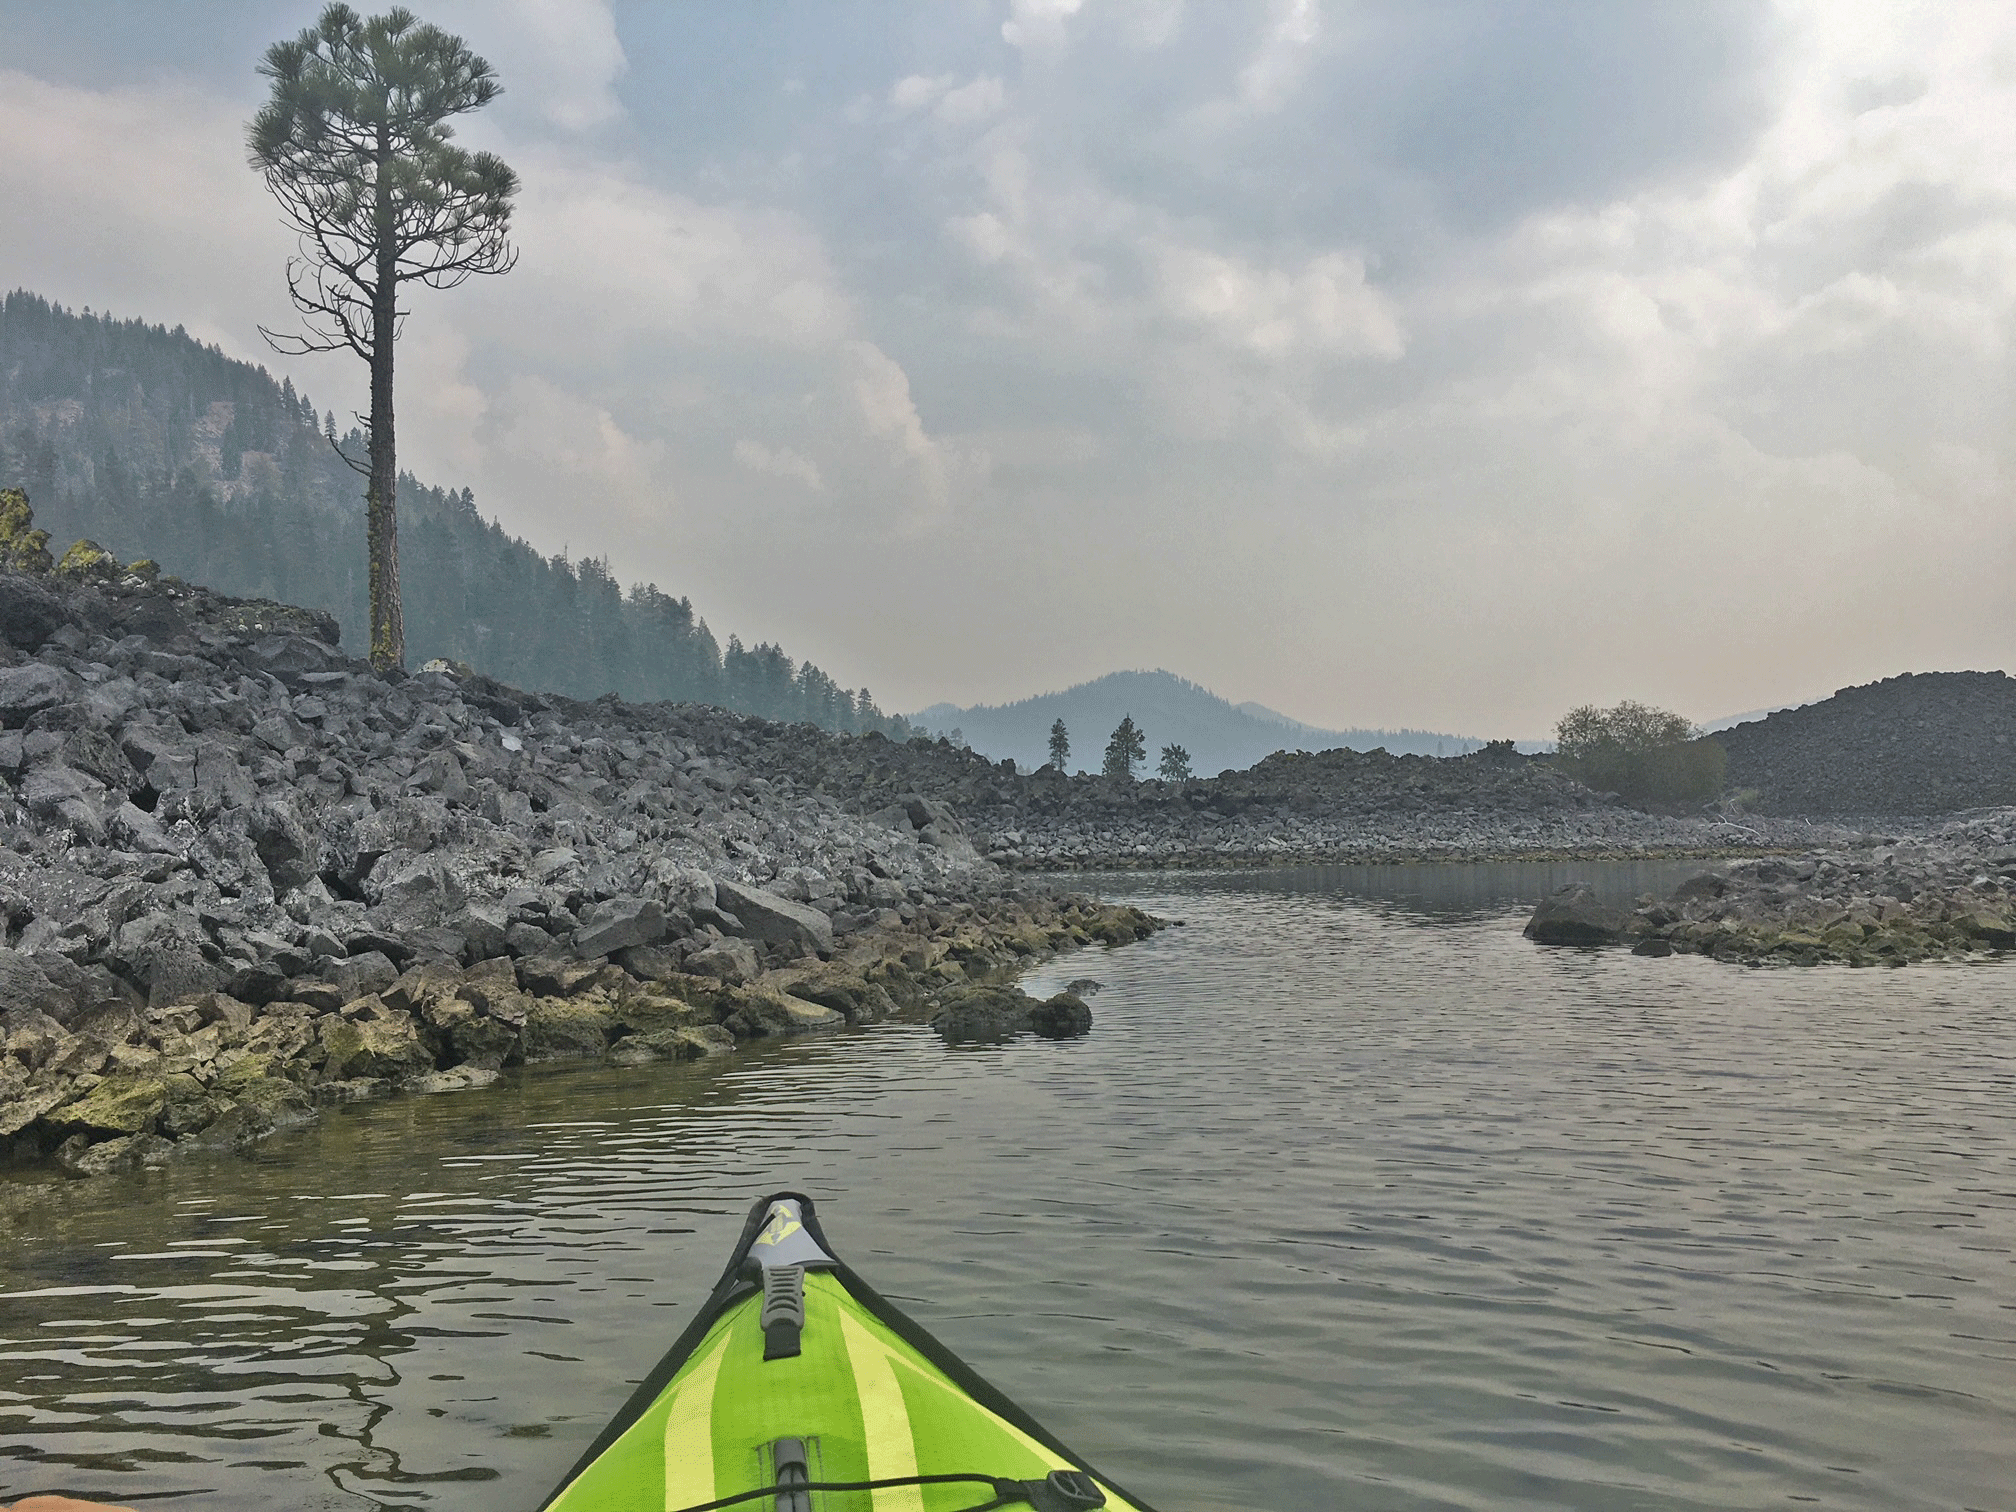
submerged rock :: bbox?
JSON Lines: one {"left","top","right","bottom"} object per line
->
{"left": 1028, "top": 991, "right": 1093, "bottom": 1039}
{"left": 1524, "top": 884, "right": 1631, "bottom": 946}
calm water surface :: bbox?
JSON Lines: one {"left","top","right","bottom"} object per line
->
{"left": 3, "top": 861, "right": 2013, "bottom": 1512}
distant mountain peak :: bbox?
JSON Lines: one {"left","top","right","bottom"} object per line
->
{"left": 911, "top": 668, "right": 1490, "bottom": 775}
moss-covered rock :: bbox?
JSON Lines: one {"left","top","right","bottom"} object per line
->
{"left": 1029, "top": 991, "right": 1093, "bottom": 1039}
{"left": 193, "top": 1074, "right": 315, "bottom": 1146}
{"left": 57, "top": 1073, "right": 170, "bottom": 1136}
{"left": 317, "top": 999, "right": 436, "bottom": 1081}
{"left": 610, "top": 1024, "right": 736, "bottom": 1064}
{"left": 0, "top": 487, "right": 53, "bottom": 573}
{"left": 55, "top": 1130, "right": 174, "bottom": 1176}
{"left": 244, "top": 1003, "right": 322, "bottom": 1064}
{"left": 719, "top": 987, "right": 844, "bottom": 1039}
{"left": 520, "top": 998, "right": 615, "bottom": 1059}
{"left": 931, "top": 984, "right": 1033, "bottom": 1044}
{"left": 780, "top": 966, "right": 897, "bottom": 1025}
{"left": 611, "top": 980, "right": 717, "bottom": 1035}
{"left": 54, "top": 538, "right": 122, "bottom": 582}
{"left": 1955, "top": 910, "right": 2016, "bottom": 949}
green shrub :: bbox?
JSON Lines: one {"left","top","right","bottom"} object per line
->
{"left": 1552, "top": 700, "right": 1726, "bottom": 803}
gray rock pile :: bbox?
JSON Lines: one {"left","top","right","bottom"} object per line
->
{"left": 748, "top": 731, "right": 1863, "bottom": 865}
{"left": 0, "top": 563, "right": 1158, "bottom": 1172}
{"left": 1718, "top": 671, "right": 2016, "bottom": 815}
{"left": 1524, "top": 807, "right": 2016, "bottom": 967}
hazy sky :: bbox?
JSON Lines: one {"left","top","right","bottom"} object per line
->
{"left": 3, "top": 2, "right": 2011, "bottom": 736}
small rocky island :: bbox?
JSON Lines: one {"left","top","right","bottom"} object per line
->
{"left": 1528, "top": 812, "right": 2016, "bottom": 966}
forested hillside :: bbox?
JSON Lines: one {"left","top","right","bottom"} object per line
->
{"left": 0, "top": 291, "right": 909, "bottom": 735}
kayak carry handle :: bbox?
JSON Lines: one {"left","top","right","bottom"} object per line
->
{"left": 761, "top": 1264, "right": 805, "bottom": 1359}
{"left": 768, "top": 1438, "right": 811, "bottom": 1512}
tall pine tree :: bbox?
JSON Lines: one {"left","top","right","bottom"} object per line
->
{"left": 250, "top": 3, "right": 518, "bottom": 669}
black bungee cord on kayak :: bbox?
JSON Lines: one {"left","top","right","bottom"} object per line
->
{"left": 659, "top": 1465, "right": 1107, "bottom": 1512}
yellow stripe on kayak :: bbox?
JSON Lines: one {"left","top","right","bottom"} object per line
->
{"left": 838, "top": 1306, "right": 926, "bottom": 1512}
{"left": 662, "top": 1333, "right": 730, "bottom": 1511}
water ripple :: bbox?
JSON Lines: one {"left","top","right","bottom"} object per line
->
{"left": 2, "top": 863, "right": 2013, "bottom": 1509}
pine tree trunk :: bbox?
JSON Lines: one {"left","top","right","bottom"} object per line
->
{"left": 366, "top": 132, "right": 404, "bottom": 671}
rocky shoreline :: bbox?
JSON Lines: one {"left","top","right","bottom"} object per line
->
{"left": 3, "top": 892, "right": 1154, "bottom": 1177}
{"left": 6, "top": 533, "right": 2012, "bottom": 1176}
{"left": 1526, "top": 807, "right": 2016, "bottom": 966}
{"left": 0, "top": 553, "right": 1161, "bottom": 1175}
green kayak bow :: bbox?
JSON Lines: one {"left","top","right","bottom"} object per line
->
{"left": 541, "top": 1192, "right": 1157, "bottom": 1512}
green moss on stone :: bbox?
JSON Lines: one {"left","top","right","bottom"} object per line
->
{"left": 55, "top": 538, "right": 122, "bottom": 581}
{"left": 0, "top": 487, "right": 53, "bottom": 573}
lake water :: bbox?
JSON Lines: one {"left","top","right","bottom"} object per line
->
{"left": 3, "top": 861, "right": 2013, "bottom": 1512}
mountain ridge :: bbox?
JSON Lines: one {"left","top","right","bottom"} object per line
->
{"left": 912, "top": 668, "right": 1494, "bottom": 775}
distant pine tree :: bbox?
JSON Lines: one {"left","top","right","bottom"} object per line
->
{"left": 1048, "top": 717, "right": 1070, "bottom": 771}
{"left": 1157, "top": 743, "right": 1191, "bottom": 781}
{"left": 1103, "top": 715, "right": 1146, "bottom": 780}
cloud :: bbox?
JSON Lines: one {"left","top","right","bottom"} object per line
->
{"left": 889, "top": 73, "right": 1008, "bottom": 124}
{"left": 501, "top": 153, "right": 855, "bottom": 353}
{"left": 734, "top": 438, "right": 824, "bottom": 490}
{"left": 477, "top": 375, "right": 668, "bottom": 527}
{"left": 890, "top": 73, "right": 952, "bottom": 111}
{"left": 936, "top": 76, "right": 1009, "bottom": 125}
{"left": 1234, "top": 0, "right": 1320, "bottom": 112}
{"left": 1001, "top": 0, "right": 1084, "bottom": 55}
{"left": 846, "top": 340, "right": 954, "bottom": 508}
{"left": 1154, "top": 244, "right": 1404, "bottom": 358}
{"left": 434, "top": 0, "right": 628, "bottom": 131}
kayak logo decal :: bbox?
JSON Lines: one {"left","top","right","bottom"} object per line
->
{"left": 756, "top": 1208, "right": 804, "bottom": 1249}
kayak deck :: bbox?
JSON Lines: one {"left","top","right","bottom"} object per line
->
{"left": 543, "top": 1194, "right": 1154, "bottom": 1512}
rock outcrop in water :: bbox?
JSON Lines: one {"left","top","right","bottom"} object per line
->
{"left": 1525, "top": 810, "right": 2016, "bottom": 967}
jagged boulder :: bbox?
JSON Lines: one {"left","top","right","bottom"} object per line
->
{"left": 332, "top": 951, "right": 400, "bottom": 1002}
{"left": 0, "top": 664, "right": 79, "bottom": 725}
{"left": 714, "top": 879, "right": 833, "bottom": 958}
{"left": 573, "top": 895, "right": 667, "bottom": 958}
{"left": 0, "top": 569, "right": 65, "bottom": 650}
{"left": 685, "top": 938, "right": 759, "bottom": 984}
{"left": 0, "top": 948, "right": 72, "bottom": 1023}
